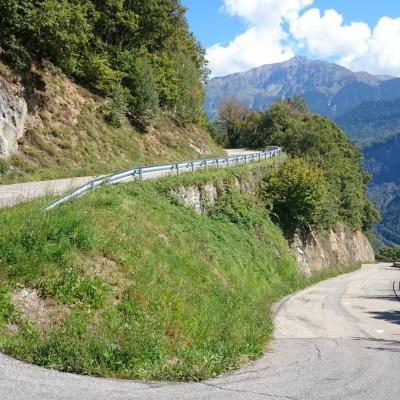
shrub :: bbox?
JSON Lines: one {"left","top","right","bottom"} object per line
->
{"left": 124, "top": 56, "right": 160, "bottom": 129}
{"left": 375, "top": 246, "right": 400, "bottom": 261}
{"left": 105, "top": 84, "right": 130, "bottom": 128}
{"left": 260, "top": 158, "right": 333, "bottom": 233}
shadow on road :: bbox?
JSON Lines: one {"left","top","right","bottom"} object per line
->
{"left": 362, "top": 295, "right": 399, "bottom": 303}
{"left": 367, "top": 310, "right": 400, "bottom": 325}
{"left": 353, "top": 337, "right": 400, "bottom": 354}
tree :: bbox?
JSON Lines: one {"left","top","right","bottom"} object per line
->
{"left": 0, "top": 0, "right": 208, "bottom": 126}
{"left": 260, "top": 158, "right": 332, "bottom": 233}
{"left": 216, "top": 98, "right": 250, "bottom": 147}
{"left": 124, "top": 55, "right": 160, "bottom": 129}
{"left": 105, "top": 84, "right": 131, "bottom": 128}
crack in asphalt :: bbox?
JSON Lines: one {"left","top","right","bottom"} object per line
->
{"left": 200, "top": 382, "right": 300, "bottom": 400}
{"left": 309, "top": 340, "right": 322, "bottom": 361}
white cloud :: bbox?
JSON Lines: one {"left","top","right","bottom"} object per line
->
{"left": 207, "top": 27, "right": 294, "bottom": 77}
{"left": 341, "top": 17, "right": 400, "bottom": 76}
{"left": 290, "top": 9, "right": 371, "bottom": 59}
{"left": 291, "top": 10, "right": 400, "bottom": 76}
{"left": 206, "top": 0, "right": 400, "bottom": 77}
{"left": 206, "top": 0, "right": 314, "bottom": 76}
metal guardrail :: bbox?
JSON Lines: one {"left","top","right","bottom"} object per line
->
{"left": 44, "top": 147, "right": 283, "bottom": 211}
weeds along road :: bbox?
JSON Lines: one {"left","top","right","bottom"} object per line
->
{"left": 1, "top": 263, "right": 399, "bottom": 400}
{"left": 0, "top": 149, "right": 260, "bottom": 208}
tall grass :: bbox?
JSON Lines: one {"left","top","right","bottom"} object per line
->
{"left": 0, "top": 164, "right": 358, "bottom": 380}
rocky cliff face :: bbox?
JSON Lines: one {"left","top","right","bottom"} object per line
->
{"left": 0, "top": 78, "right": 27, "bottom": 157}
{"left": 290, "top": 225, "right": 375, "bottom": 275}
{"left": 173, "top": 176, "right": 375, "bottom": 274}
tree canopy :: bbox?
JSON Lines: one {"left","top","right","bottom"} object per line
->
{"left": 217, "top": 98, "right": 379, "bottom": 232}
{"left": 0, "top": 0, "right": 208, "bottom": 126}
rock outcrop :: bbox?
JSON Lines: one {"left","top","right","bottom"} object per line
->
{"left": 173, "top": 175, "right": 375, "bottom": 274}
{"left": 290, "top": 225, "right": 375, "bottom": 275}
{"left": 0, "top": 78, "right": 27, "bottom": 157}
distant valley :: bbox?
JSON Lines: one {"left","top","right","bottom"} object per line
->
{"left": 205, "top": 57, "right": 400, "bottom": 246}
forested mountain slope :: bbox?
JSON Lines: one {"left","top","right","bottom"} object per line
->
{"left": 0, "top": 1, "right": 222, "bottom": 183}
{"left": 364, "top": 133, "right": 400, "bottom": 245}
{"left": 205, "top": 57, "right": 400, "bottom": 120}
{"left": 336, "top": 97, "right": 400, "bottom": 147}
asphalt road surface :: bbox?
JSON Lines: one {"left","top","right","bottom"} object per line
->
{"left": 0, "top": 149, "right": 262, "bottom": 208}
{"left": 1, "top": 263, "right": 399, "bottom": 400}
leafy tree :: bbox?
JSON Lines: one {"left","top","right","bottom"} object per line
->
{"left": 105, "top": 84, "right": 131, "bottom": 128}
{"left": 125, "top": 56, "right": 160, "bottom": 129}
{"left": 221, "top": 97, "right": 378, "bottom": 232}
{"left": 375, "top": 246, "right": 400, "bottom": 261}
{"left": 216, "top": 98, "right": 250, "bottom": 146}
{"left": 260, "top": 159, "right": 332, "bottom": 233}
{"left": 29, "top": 0, "right": 93, "bottom": 74}
{"left": 0, "top": 0, "right": 208, "bottom": 125}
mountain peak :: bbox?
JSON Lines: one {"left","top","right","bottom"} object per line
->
{"left": 204, "top": 58, "right": 400, "bottom": 120}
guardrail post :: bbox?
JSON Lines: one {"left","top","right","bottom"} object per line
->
{"left": 226, "top": 157, "right": 229, "bottom": 166}
{"left": 191, "top": 162, "right": 194, "bottom": 173}
{"left": 176, "top": 163, "right": 179, "bottom": 176}
{"left": 139, "top": 168, "right": 143, "bottom": 180}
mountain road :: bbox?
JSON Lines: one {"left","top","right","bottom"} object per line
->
{"left": 1, "top": 263, "right": 399, "bottom": 400}
{"left": 0, "top": 149, "right": 261, "bottom": 208}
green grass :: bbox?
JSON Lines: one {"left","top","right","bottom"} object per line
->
{"left": 0, "top": 162, "right": 360, "bottom": 381}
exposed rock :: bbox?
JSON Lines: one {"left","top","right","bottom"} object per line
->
{"left": 290, "top": 225, "right": 375, "bottom": 275}
{"left": 173, "top": 182, "right": 218, "bottom": 213}
{"left": 0, "top": 78, "right": 27, "bottom": 157}
{"left": 174, "top": 185, "right": 203, "bottom": 213}
{"left": 173, "top": 175, "right": 375, "bottom": 275}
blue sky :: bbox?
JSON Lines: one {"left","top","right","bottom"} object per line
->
{"left": 181, "top": 1, "right": 400, "bottom": 77}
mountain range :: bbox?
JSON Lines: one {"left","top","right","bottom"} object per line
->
{"left": 204, "top": 56, "right": 400, "bottom": 121}
{"left": 204, "top": 57, "right": 400, "bottom": 247}
{"left": 336, "top": 97, "right": 400, "bottom": 147}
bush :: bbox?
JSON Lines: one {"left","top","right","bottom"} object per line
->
{"left": 123, "top": 55, "right": 160, "bottom": 129}
{"left": 260, "top": 158, "right": 333, "bottom": 233}
{"left": 105, "top": 85, "right": 130, "bottom": 128}
{"left": 375, "top": 246, "right": 400, "bottom": 261}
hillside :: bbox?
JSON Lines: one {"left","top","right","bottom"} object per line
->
{"left": 364, "top": 133, "right": 400, "bottom": 245}
{"left": 0, "top": 63, "right": 222, "bottom": 184}
{"left": 204, "top": 57, "right": 400, "bottom": 120}
{"left": 336, "top": 97, "right": 400, "bottom": 147}
{"left": 0, "top": 0, "right": 222, "bottom": 184}
{"left": 0, "top": 161, "right": 370, "bottom": 381}
{"left": 335, "top": 97, "right": 400, "bottom": 245}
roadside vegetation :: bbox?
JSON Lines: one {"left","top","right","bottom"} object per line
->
{"left": 375, "top": 246, "right": 400, "bottom": 262}
{"left": 0, "top": 162, "right": 359, "bottom": 381}
{"left": 0, "top": 0, "right": 208, "bottom": 128}
{"left": 0, "top": 62, "right": 222, "bottom": 185}
{"left": 0, "top": 1, "right": 222, "bottom": 184}
{"left": 215, "top": 97, "right": 379, "bottom": 234}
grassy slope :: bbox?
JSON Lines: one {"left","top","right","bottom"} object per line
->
{"left": 0, "top": 162, "right": 359, "bottom": 381}
{"left": 0, "top": 63, "right": 223, "bottom": 184}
